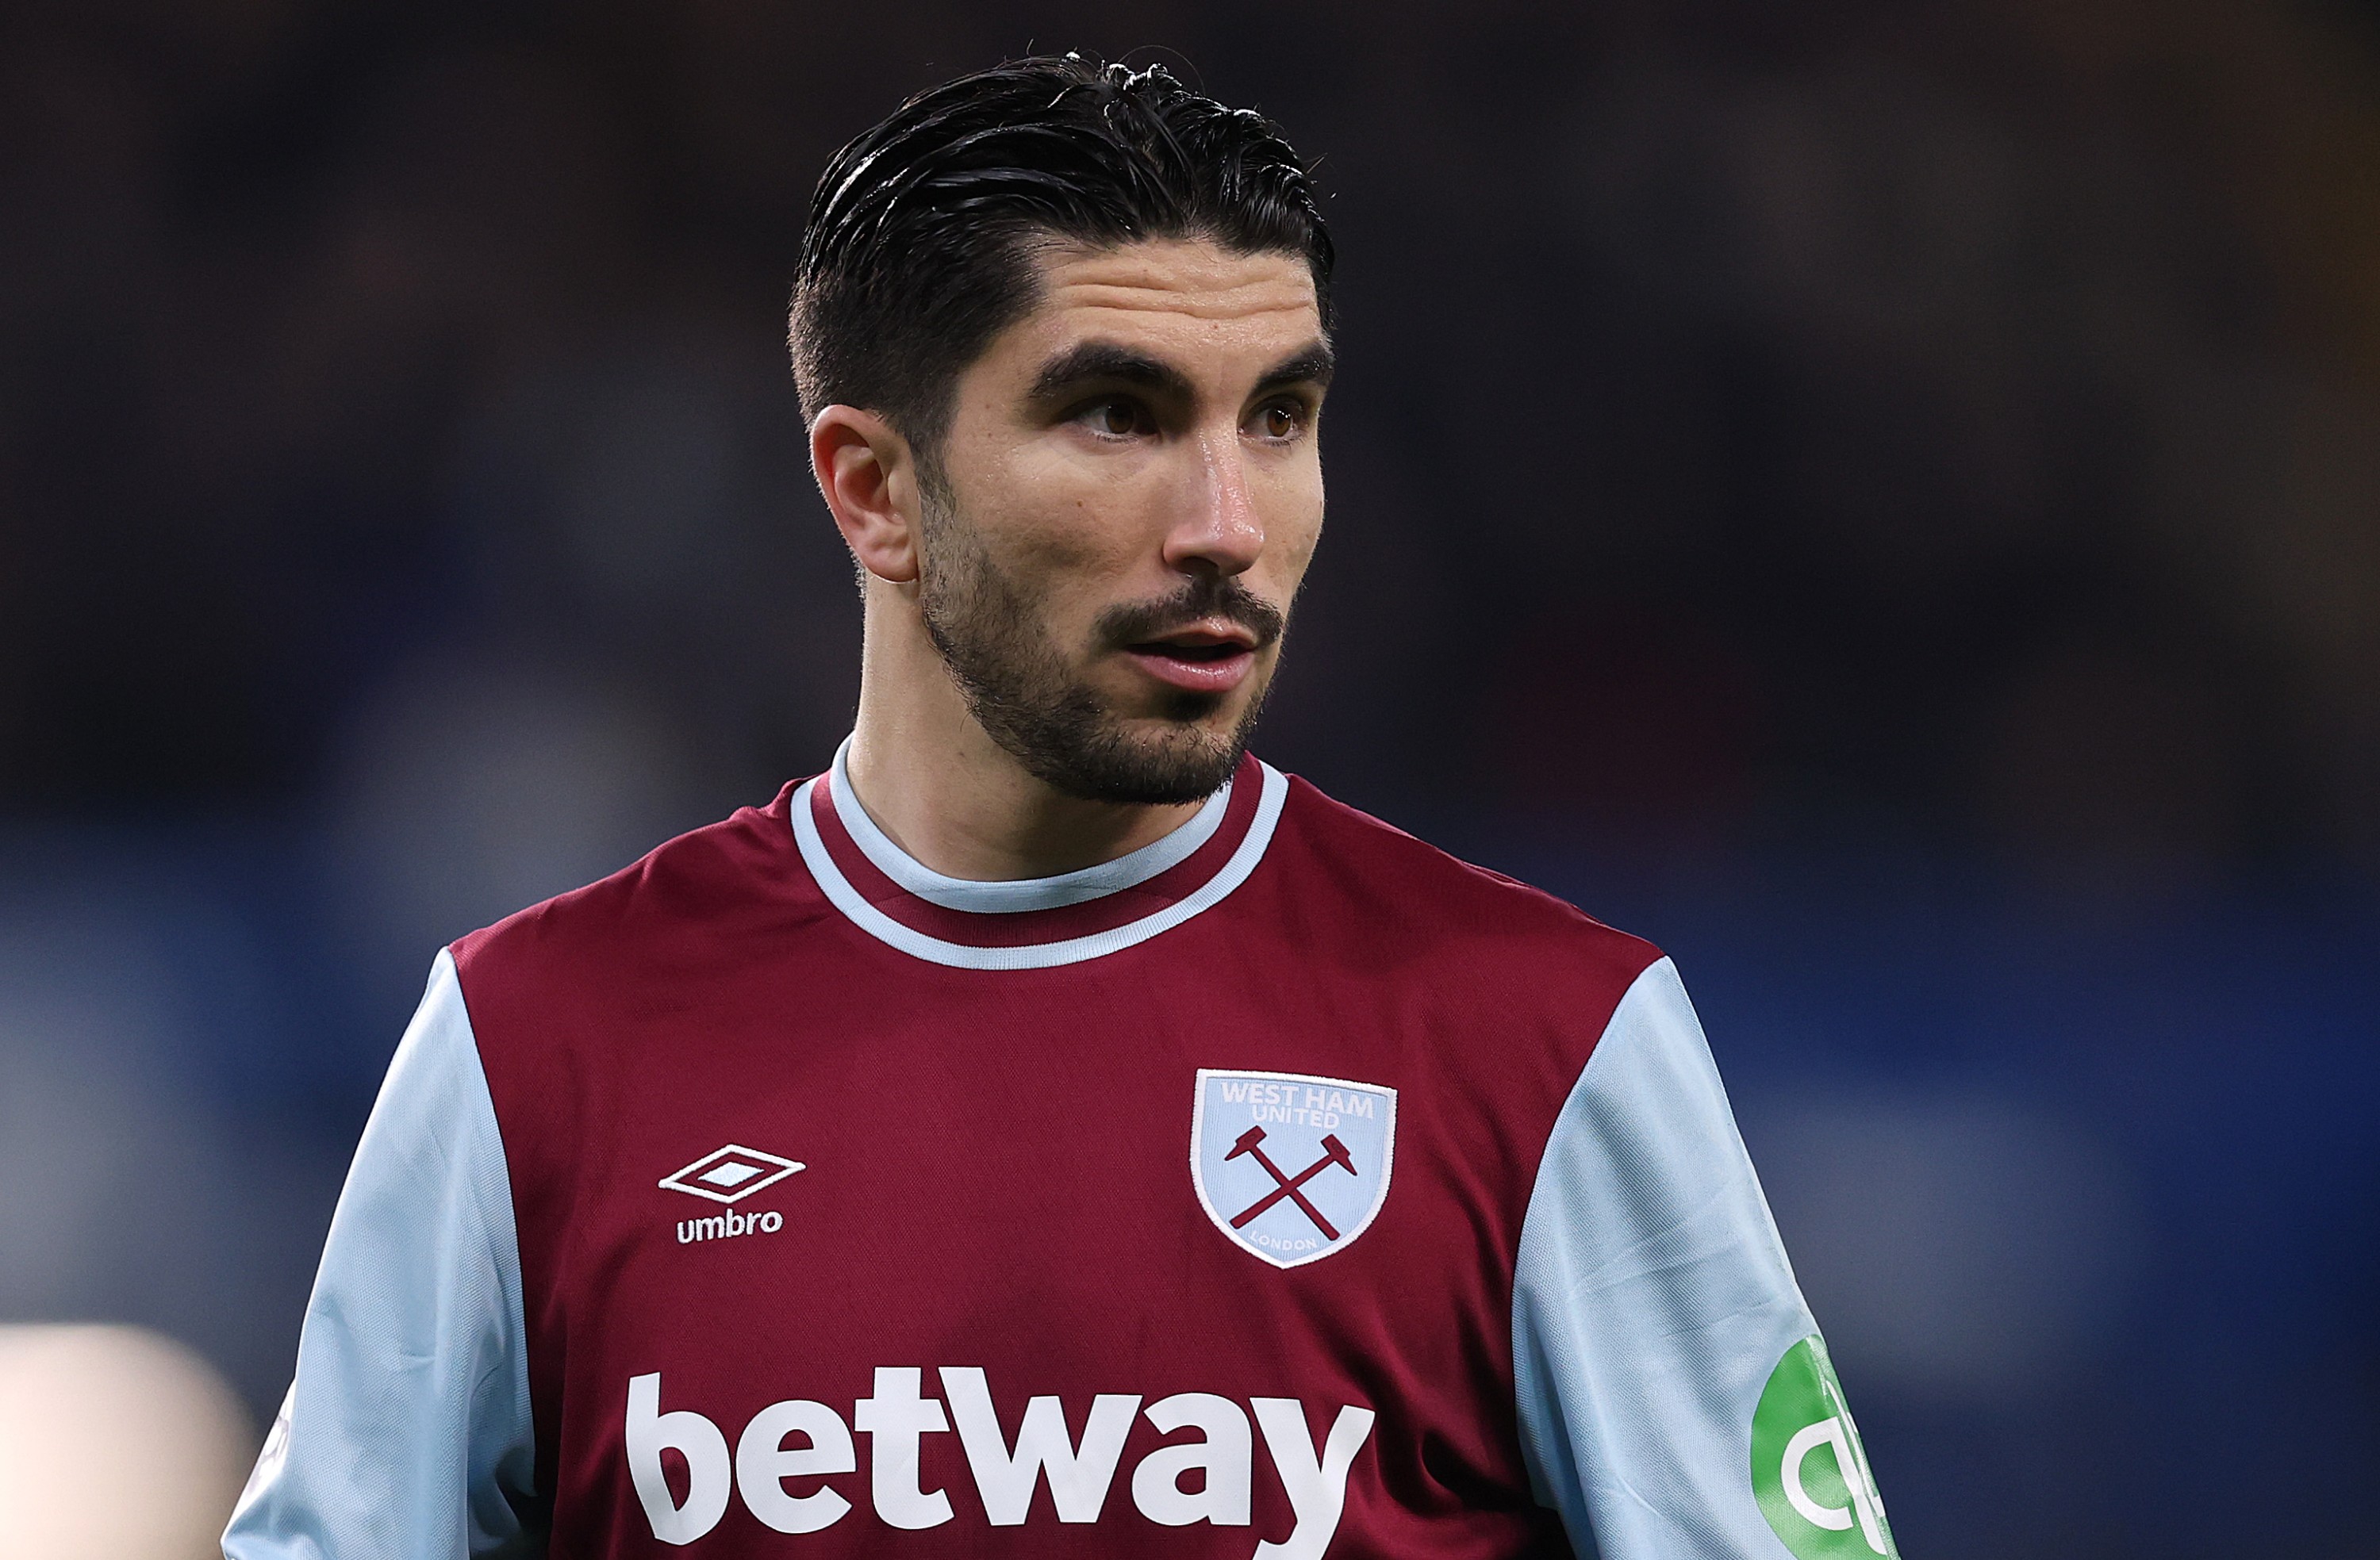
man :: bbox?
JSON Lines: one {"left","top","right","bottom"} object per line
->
{"left": 226, "top": 56, "right": 1894, "bottom": 1560}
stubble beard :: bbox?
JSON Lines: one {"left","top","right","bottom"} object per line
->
{"left": 913, "top": 479, "right": 1283, "bottom": 807}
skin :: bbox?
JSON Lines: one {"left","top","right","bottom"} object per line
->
{"left": 808, "top": 237, "right": 1331, "bottom": 880}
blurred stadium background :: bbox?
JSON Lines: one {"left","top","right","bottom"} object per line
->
{"left": 3, "top": 0, "right": 2378, "bottom": 1554}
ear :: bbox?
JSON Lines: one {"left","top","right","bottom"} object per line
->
{"left": 810, "top": 404, "right": 923, "bottom": 585}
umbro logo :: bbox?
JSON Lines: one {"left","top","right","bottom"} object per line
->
{"left": 659, "top": 1143, "right": 805, "bottom": 1205}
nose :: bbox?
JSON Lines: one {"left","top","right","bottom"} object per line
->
{"left": 1161, "top": 427, "right": 1265, "bottom": 578}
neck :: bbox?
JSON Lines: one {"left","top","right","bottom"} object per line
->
{"left": 842, "top": 585, "right": 1204, "bottom": 881}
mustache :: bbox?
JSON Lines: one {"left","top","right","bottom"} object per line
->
{"left": 1094, "top": 576, "right": 1286, "bottom": 650}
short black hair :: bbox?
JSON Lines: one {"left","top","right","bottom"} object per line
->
{"left": 789, "top": 54, "right": 1333, "bottom": 449}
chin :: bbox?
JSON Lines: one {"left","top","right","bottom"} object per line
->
{"left": 1114, "top": 716, "right": 1243, "bottom": 769}
{"left": 1149, "top": 688, "right": 1233, "bottom": 726}
{"left": 975, "top": 666, "right": 1271, "bottom": 807}
{"left": 1027, "top": 715, "right": 1250, "bottom": 807}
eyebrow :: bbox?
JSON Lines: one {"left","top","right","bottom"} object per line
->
{"left": 1028, "top": 342, "right": 1193, "bottom": 404}
{"left": 1025, "top": 337, "right": 1338, "bottom": 407}
{"left": 1256, "top": 341, "right": 1336, "bottom": 394}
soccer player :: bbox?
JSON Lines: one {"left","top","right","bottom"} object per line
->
{"left": 225, "top": 56, "right": 1894, "bottom": 1560}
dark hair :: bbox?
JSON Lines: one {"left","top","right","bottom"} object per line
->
{"left": 789, "top": 55, "right": 1333, "bottom": 448}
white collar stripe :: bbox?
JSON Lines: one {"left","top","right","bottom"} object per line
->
{"left": 792, "top": 764, "right": 1289, "bottom": 971}
{"left": 826, "top": 737, "right": 1235, "bottom": 914}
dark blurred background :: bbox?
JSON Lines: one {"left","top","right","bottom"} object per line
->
{"left": 2, "top": 1, "right": 2376, "bottom": 1554}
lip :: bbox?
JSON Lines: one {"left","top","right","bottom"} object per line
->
{"left": 1122, "top": 623, "right": 1261, "bottom": 695}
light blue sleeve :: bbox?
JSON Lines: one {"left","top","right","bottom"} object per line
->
{"left": 223, "top": 949, "right": 542, "bottom": 1559}
{"left": 1511, "top": 956, "right": 1818, "bottom": 1558}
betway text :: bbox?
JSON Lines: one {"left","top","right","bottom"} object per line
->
{"left": 628, "top": 1367, "right": 1374, "bottom": 1557}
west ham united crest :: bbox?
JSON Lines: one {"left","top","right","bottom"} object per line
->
{"left": 1191, "top": 1068, "right": 1397, "bottom": 1269}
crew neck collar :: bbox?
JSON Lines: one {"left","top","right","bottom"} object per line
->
{"left": 789, "top": 738, "right": 1288, "bottom": 970}
{"left": 826, "top": 736, "right": 1235, "bottom": 914}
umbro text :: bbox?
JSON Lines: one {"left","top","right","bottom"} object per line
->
{"left": 678, "top": 1209, "right": 784, "bottom": 1244}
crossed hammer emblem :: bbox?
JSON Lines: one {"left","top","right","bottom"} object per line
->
{"left": 1226, "top": 1126, "right": 1357, "bottom": 1240}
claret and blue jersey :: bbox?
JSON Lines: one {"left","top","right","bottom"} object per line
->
{"left": 223, "top": 744, "right": 1891, "bottom": 1559}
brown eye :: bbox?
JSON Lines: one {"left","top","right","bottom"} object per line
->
{"left": 1096, "top": 401, "right": 1140, "bottom": 437}
{"left": 1261, "top": 404, "right": 1299, "bottom": 439}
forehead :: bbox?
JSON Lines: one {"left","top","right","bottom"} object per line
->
{"left": 1005, "top": 239, "right": 1321, "bottom": 358}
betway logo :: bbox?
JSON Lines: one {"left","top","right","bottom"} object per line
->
{"left": 628, "top": 1367, "right": 1374, "bottom": 1558}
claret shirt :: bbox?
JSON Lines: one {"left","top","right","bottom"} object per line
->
{"left": 224, "top": 744, "right": 1894, "bottom": 1560}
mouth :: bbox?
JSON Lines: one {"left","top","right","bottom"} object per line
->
{"left": 1121, "top": 621, "right": 1261, "bottom": 696}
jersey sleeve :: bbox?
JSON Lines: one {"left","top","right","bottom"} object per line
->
{"left": 222, "top": 950, "right": 543, "bottom": 1560}
{"left": 1511, "top": 956, "right": 1886, "bottom": 1559}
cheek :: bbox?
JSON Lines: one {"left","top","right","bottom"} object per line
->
{"left": 960, "top": 493, "right": 1145, "bottom": 638}
{"left": 983, "top": 519, "right": 1138, "bottom": 634}
{"left": 1257, "top": 467, "right": 1326, "bottom": 577}
{"left": 983, "top": 466, "right": 1166, "bottom": 585}
{"left": 953, "top": 453, "right": 1111, "bottom": 572}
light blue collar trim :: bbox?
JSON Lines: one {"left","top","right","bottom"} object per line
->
{"left": 795, "top": 760, "right": 1289, "bottom": 971}
{"left": 826, "top": 736, "right": 1235, "bottom": 915}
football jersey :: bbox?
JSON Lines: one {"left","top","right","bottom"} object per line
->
{"left": 223, "top": 745, "right": 1894, "bottom": 1560}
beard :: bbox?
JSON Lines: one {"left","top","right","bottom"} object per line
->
{"left": 914, "top": 484, "right": 1286, "bottom": 807}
